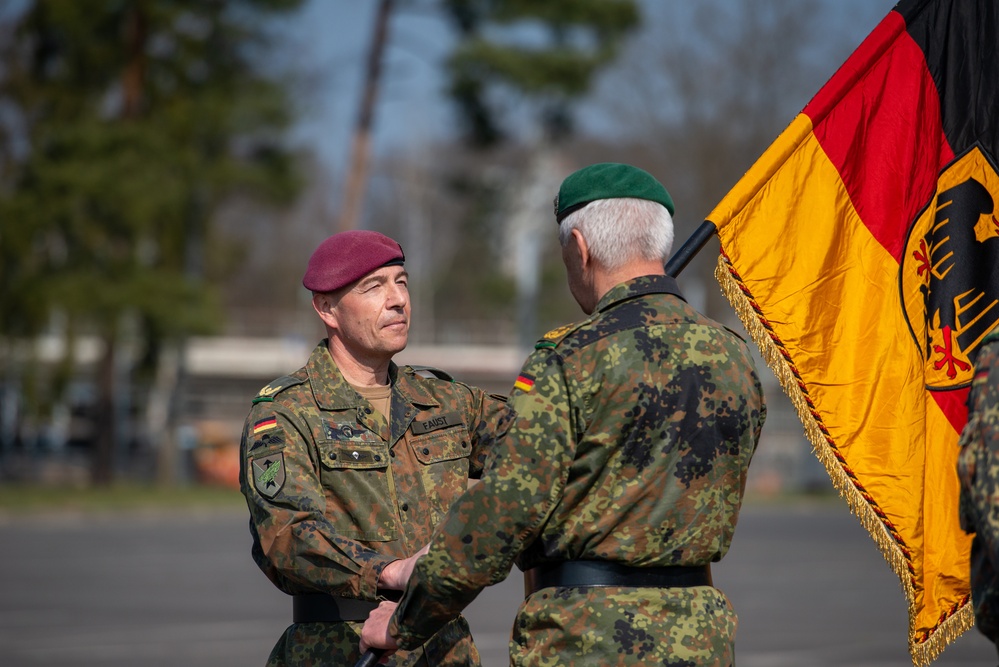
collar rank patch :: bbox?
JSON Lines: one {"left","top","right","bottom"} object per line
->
{"left": 410, "top": 411, "right": 463, "bottom": 435}
{"left": 514, "top": 373, "right": 535, "bottom": 393}
{"left": 252, "top": 453, "right": 286, "bottom": 498}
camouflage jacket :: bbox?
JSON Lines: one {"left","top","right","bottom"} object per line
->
{"left": 240, "top": 341, "right": 513, "bottom": 601}
{"left": 958, "top": 329, "right": 999, "bottom": 646}
{"left": 391, "top": 275, "right": 767, "bottom": 647}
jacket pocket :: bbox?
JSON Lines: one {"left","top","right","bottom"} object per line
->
{"left": 317, "top": 440, "right": 396, "bottom": 542}
{"left": 409, "top": 430, "right": 471, "bottom": 519}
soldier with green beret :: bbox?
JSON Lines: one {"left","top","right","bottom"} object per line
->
{"left": 239, "top": 230, "right": 514, "bottom": 666}
{"left": 361, "top": 163, "right": 767, "bottom": 665}
{"left": 958, "top": 327, "right": 999, "bottom": 661}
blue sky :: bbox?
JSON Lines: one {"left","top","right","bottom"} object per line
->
{"left": 285, "top": 0, "right": 899, "bottom": 176}
{"left": 285, "top": 1, "right": 454, "bottom": 178}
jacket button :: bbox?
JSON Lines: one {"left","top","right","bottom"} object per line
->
{"left": 330, "top": 453, "right": 337, "bottom": 460}
{"left": 401, "top": 503, "right": 409, "bottom": 512}
{"left": 422, "top": 448, "right": 430, "bottom": 455}
{"left": 374, "top": 455, "right": 381, "bottom": 462}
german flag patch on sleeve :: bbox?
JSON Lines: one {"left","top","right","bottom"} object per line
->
{"left": 514, "top": 373, "right": 535, "bottom": 393}
{"left": 253, "top": 416, "right": 278, "bottom": 435}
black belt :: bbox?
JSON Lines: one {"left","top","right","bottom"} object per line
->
{"left": 524, "top": 561, "right": 712, "bottom": 597}
{"left": 293, "top": 591, "right": 400, "bottom": 623}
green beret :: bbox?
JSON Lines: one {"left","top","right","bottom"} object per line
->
{"left": 554, "top": 162, "right": 675, "bottom": 223}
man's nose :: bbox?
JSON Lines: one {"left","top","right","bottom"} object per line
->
{"left": 386, "top": 283, "right": 408, "bottom": 307}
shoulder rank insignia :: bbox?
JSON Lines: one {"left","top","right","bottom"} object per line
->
{"left": 252, "top": 375, "right": 306, "bottom": 404}
{"left": 409, "top": 365, "right": 455, "bottom": 382}
{"left": 536, "top": 321, "right": 581, "bottom": 349}
{"left": 544, "top": 323, "right": 576, "bottom": 340}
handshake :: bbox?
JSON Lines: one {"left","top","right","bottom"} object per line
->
{"left": 358, "top": 542, "right": 430, "bottom": 659}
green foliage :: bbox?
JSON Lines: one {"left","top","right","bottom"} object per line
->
{"left": 441, "top": 0, "right": 639, "bottom": 146}
{"left": 0, "top": 0, "right": 304, "bottom": 479}
{"left": 0, "top": 0, "right": 303, "bottom": 345}
{"left": 454, "top": 40, "right": 604, "bottom": 95}
{"left": 425, "top": 0, "right": 641, "bottom": 343}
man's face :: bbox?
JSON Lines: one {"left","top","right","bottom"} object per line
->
{"left": 327, "top": 265, "right": 411, "bottom": 360}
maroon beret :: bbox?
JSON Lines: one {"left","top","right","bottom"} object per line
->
{"left": 302, "top": 230, "right": 405, "bottom": 293}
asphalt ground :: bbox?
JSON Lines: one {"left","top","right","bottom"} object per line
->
{"left": 0, "top": 499, "right": 995, "bottom": 667}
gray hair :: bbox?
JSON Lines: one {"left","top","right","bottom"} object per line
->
{"left": 558, "top": 197, "right": 674, "bottom": 269}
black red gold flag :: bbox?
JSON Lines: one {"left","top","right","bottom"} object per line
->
{"left": 707, "top": 0, "right": 999, "bottom": 663}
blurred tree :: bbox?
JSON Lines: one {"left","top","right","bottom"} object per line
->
{"left": 0, "top": 0, "right": 302, "bottom": 485}
{"left": 578, "top": 0, "right": 889, "bottom": 322}
{"left": 441, "top": 0, "right": 640, "bottom": 147}
{"left": 314, "top": 1, "right": 638, "bottom": 346}
{"left": 338, "top": 0, "right": 393, "bottom": 233}
{"left": 425, "top": 0, "right": 640, "bottom": 345}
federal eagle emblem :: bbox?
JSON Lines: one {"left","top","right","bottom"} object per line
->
{"left": 901, "top": 145, "right": 999, "bottom": 390}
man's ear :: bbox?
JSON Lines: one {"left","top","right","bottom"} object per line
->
{"left": 312, "top": 292, "right": 338, "bottom": 330}
{"left": 572, "top": 228, "right": 591, "bottom": 269}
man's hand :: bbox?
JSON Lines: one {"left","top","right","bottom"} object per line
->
{"left": 360, "top": 600, "right": 400, "bottom": 655}
{"left": 377, "top": 543, "right": 429, "bottom": 590}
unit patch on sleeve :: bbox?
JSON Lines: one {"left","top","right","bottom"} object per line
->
{"left": 251, "top": 453, "right": 286, "bottom": 498}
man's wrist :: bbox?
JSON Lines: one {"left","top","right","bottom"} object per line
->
{"left": 368, "top": 557, "right": 396, "bottom": 596}
{"left": 377, "top": 558, "right": 401, "bottom": 589}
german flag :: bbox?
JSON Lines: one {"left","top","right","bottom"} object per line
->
{"left": 707, "top": 0, "right": 999, "bottom": 663}
{"left": 253, "top": 416, "right": 278, "bottom": 435}
{"left": 513, "top": 373, "right": 535, "bottom": 393}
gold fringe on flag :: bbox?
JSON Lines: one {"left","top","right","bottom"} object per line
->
{"left": 715, "top": 252, "right": 974, "bottom": 667}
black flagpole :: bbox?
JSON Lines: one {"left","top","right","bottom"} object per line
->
{"left": 664, "top": 220, "right": 717, "bottom": 278}
{"left": 355, "top": 649, "right": 384, "bottom": 667}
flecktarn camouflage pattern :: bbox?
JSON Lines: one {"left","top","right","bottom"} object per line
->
{"left": 390, "top": 275, "right": 766, "bottom": 666}
{"left": 958, "top": 328, "right": 999, "bottom": 652}
{"left": 240, "top": 341, "right": 513, "bottom": 667}
{"left": 513, "top": 586, "right": 737, "bottom": 666}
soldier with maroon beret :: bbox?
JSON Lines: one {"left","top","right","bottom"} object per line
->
{"left": 362, "top": 164, "right": 767, "bottom": 665}
{"left": 240, "top": 230, "right": 514, "bottom": 666}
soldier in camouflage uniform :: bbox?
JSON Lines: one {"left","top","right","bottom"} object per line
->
{"left": 240, "top": 230, "right": 513, "bottom": 667}
{"left": 361, "top": 163, "right": 767, "bottom": 666}
{"left": 958, "top": 326, "right": 999, "bottom": 658}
